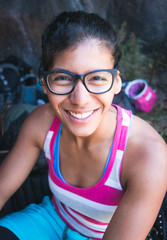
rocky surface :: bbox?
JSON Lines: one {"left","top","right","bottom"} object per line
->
{"left": 0, "top": 0, "right": 167, "bottom": 71}
{"left": 0, "top": 0, "right": 166, "bottom": 141}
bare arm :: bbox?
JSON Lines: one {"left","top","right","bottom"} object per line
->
{"left": 103, "top": 118, "right": 167, "bottom": 240}
{"left": 0, "top": 105, "right": 52, "bottom": 210}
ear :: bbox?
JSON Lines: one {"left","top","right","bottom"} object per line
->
{"left": 42, "top": 85, "right": 48, "bottom": 95}
{"left": 114, "top": 70, "right": 122, "bottom": 94}
{"left": 40, "top": 77, "right": 47, "bottom": 95}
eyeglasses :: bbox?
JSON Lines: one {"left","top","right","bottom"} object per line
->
{"left": 40, "top": 69, "right": 117, "bottom": 95}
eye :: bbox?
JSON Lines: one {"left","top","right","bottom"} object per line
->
{"left": 48, "top": 73, "right": 74, "bottom": 86}
{"left": 90, "top": 76, "right": 106, "bottom": 81}
{"left": 87, "top": 73, "right": 108, "bottom": 86}
{"left": 53, "top": 74, "right": 71, "bottom": 82}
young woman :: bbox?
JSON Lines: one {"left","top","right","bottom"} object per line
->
{"left": 0, "top": 11, "right": 166, "bottom": 240}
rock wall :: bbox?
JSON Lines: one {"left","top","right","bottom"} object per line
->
{"left": 0, "top": 0, "right": 166, "bottom": 71}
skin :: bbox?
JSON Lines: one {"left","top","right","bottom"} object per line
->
{"left": 0, "top": 39, "right": 167, "bottom": 240}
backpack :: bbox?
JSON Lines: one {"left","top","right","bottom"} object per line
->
{"left": 0, "top": 62, "right": 21, "bottom": 104}
{"left": 0, "top": 55, "right": 39, "bottom": 108}
{"left": 146, "top": 193, "right": 167, "bottom": 240}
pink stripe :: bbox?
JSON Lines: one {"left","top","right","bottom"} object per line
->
{"left": 49, "top": 169, "right": 124, "bottom": 205}
{"left": 52, "top": 197, "right": 104, "bottom": 238}
{"left": 53, "top": 197, "right": 105, "bottom": 236}
{"left": 101, "top": 104, "right": 123, "bottom": 182}
{"left": 50, "top": 115, "right": 61, "bottom": 131}
{"left": 50, "top": 133, "right": 57, "bottom": 165}
{"left": 52, "top": 197, "right": 77, "bottom": 231}
{"left": 49, "top": 116, "right": 61, "bottom": 167}
{"left": 118, "top": 109, "right": 132, "bottom": 181}
{"left": 118, "top": 126, "right": 128, "bottom": 150}
{"left": 70, "top": 208, "right": 108, "bottom": 225}
{"left": 45, "top": 115, "right": 61, "bottom": 166}
{"left": 62, "top": 202, "right": 106, "bottom": 233}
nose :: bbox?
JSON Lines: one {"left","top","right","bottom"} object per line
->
{"left": 69, "top": 79, "right": 90, "bottom": 106}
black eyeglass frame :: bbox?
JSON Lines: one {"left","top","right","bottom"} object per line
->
{"left": 40, "top": 68, "right": 117, "bottom": 95}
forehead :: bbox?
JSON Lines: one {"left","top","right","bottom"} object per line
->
{"left": 51, "top": 39, "right": 114, "bottom": 72}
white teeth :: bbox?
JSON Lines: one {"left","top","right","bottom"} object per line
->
{"left": 69, "top": 110, "right": 93, "bottom": 119}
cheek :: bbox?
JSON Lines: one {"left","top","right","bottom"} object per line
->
{"left": 47, "top": 94, "right": 68, "bottom": 109}
{"left": 98, "top": 93, "right": 114, "bottom": 108}
{"left": 47, "top": 96, "right": 63, "bottom": 116}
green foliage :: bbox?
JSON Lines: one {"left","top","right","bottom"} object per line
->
{"left": 117, "top": 22, "right": 150, "bottom": 81}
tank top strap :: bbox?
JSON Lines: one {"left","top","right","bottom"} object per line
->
{"left": 49, "top": 115, "right": 62, "bottom": 132}
{"left": 43, "top": 115, "right": 61, "bottom": 161}
{"left": 104, "top": 105, "right": 133, "bottom": 190}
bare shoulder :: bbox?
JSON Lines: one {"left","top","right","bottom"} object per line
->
{"left": 26, "top": 103, "right": 55, "bottom": 126}
{"left": 130, "top": 114, "right": 167, "bottom": 158}
{"left": 122, "top": 114, "right": 167, "bottom": 190}
{"left": 17, "top": 103, "right": 55, "bottom": 149}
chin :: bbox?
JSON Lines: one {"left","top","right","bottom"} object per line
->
{"left": 68, "top": 125, "right": 97, "bottom": 138}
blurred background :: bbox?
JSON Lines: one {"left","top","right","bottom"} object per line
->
{"left": 0, "top": 0, "right": 166, "bottom": 141}
{"left": 0, "top": 2, "right": 166, "bottom": 232}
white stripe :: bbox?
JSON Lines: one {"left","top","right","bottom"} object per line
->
{"left": 122, "top": 108, "right": 130, "bottom": 126}
{"left": 65, "top": 205, "right": 109, "bottom": 231}
{"left": 105, "top": 150, "right": 123, "bottom": 190}
{"left": 145, "top": 92, "right": 152, "bottom": 101}
{"left": 57, "top": 200, "right": 104, "bottom": 239}
{"left": 105, "top": 178, "right": 121, "bottom": 189}
{"left": 44, "top": 131, "right": 53, "bottom": 160}
{"left": 49, "top": 176, "right": 117, "bottom": 222}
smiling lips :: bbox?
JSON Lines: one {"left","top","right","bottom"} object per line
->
{"left": 69, "top": 110, "right": 94, "bottom": 119}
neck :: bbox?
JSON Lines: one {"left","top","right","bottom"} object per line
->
{"left": 61, "top": 107, "right": 117, "bottom": 150}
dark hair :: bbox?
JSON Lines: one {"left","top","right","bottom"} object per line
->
{"left": 40, "top": 11, "right": 121, "bottom": 70}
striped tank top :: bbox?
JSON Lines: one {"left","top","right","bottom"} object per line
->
{"left": 44, "top": 105, "right": 132, "bottom": 239}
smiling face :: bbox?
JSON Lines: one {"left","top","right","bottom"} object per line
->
{"left": 43, "top": 39, "right": 122, "bottom": 138}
